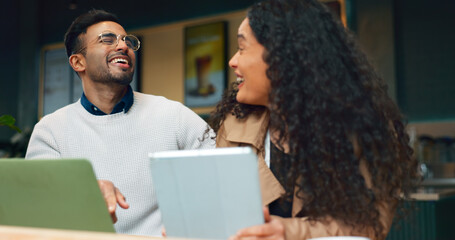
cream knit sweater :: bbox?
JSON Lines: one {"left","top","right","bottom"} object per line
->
{"left": 26, "top": 92, "right": 215, "bottom": 236}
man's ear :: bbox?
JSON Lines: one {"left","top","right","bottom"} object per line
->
{"left": 69, "top": 54, "right": 86, "bottom": 73}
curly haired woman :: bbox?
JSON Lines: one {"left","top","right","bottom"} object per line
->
{"left": 209, "top": 0, "right": 420, "bottom": 239}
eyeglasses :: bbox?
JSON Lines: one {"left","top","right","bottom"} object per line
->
{"left": 98, "top": 31, "right": 141, "bottom": 51}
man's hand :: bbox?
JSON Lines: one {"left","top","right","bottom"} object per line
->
{"left": 97, "top": 180, "right": 130, "bottom": 223}
{"left": 229, "top": 207, "right": 285, "bottom": 240}
{"left": 162, "top": 227, "right": 167, "bottom": 237}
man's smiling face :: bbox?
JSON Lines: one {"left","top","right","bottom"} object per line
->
{"left": 81, "top": 21, "right": 135, "bottom": 86}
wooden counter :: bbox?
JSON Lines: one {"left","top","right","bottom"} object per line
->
{"left": 410, "top": 187, "right": 455, "bottom": 201}
{"left": 0, "top": 225, "right": 191, "bottom": 240}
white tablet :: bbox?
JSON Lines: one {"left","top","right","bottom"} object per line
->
{"left": 149, "top": 147, "right": 264, "bottom": 239}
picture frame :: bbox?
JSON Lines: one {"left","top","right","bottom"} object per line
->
{"left": 39, "top": 43, "right": 141, "bottom": 118}
{"left": 321, "top": 0, "right": 347, "bottom": 27}
{"left": 183, "top": 21, "right": 227, "bottom": 108}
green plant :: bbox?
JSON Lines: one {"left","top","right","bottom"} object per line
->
{"left": 0, "top": 114, "right": 21, "bottom": 133}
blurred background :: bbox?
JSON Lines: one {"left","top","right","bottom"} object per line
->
{"left": 1, "top": 0, "right": 455, "bottom": 162}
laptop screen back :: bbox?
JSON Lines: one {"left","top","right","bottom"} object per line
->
{"left": 0, "top": 159, "right": 115, "bottom": 233}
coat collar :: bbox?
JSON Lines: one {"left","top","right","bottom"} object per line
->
{"left": 221, "top": 110, "right": 293, "bottom": 210}
{"left": 223, "top": 110, "right": 270, "bottom": 151}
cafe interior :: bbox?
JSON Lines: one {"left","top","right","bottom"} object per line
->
{"left": 1, "top": 0, "right": 454, "bottom": 239}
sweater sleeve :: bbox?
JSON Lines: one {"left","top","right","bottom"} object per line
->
{"left": 271, "top": 215, "right": 374, "bottom": 239}
{"left": 25, "top": 120, "right": 61, "bottom": 159}
{"left": 271, "top": 185, "right": 395, "bottom": 240}
{"left": 176, "top": 103, "right": 215, "bottom": 150}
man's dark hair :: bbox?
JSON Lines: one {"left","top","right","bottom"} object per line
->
{"left": 64, "top": 9, "right": 120, "bottom": 57}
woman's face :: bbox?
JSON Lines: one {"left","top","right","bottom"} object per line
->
{"left": 229, "top": 18, "right": 271, "bottom": 107}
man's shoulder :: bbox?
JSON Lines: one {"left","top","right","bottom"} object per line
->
{"left": 134, "top": 92, "right": 185, "bottom": 109}
{"left": 39, "top": 102, "right": 82, "bottom": 123}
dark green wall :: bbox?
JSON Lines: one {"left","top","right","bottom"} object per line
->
{"left": 17, "top": 0, "right": 41, "bottom": 136}
{"left": 0, "top": 1, "right": 20, "bottom": 141}
{"left": 395, "top": 0, "right": 455, "bottom": 122}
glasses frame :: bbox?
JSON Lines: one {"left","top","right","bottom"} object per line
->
{"left": 98, "top": 31, "right": 141, "bottom": 51}
{"left": 72, "top": 31, "right": 141, "bottom": 55}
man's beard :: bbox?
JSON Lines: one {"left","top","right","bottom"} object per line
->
{"left": 89, "top": 69, "right": 134, "bottom": 86}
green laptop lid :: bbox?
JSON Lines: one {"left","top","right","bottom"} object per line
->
{"left": 0, "top": 159, "right": 115, "bottom": 233}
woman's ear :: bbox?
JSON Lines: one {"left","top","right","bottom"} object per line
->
{"left": 69, "top": 54, "right": 86, "bottom": 73}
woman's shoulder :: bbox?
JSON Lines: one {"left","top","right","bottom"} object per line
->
{"left": 218, "top": 110, "right": 269, "bottom": 148}
{"left": 224, "top": 109, "right": 269, "bottom": 128}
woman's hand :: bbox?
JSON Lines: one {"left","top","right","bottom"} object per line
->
{"left": 229, "top": 207, "right": 285, "bottom": 240}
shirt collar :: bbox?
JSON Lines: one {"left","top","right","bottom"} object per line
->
{"left": 80, "top": 85, "right": 134, "bottom": 115}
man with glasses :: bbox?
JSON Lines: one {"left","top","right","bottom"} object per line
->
{"left": 26, "top": 10, "right": 214, "bottom": 236}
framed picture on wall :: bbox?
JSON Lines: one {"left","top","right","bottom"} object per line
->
{"left": 39, "top": 45, "right": 141, "bottom": 118}
{"left": 184, "top": 21, "right": 227, "bottom": 108}
{"left": 320, "top": 0, "right": 347, "bottom": 27}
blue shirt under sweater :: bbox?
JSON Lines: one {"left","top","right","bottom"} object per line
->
{"left": 80, "top": 85, "right": 134, "bottom": 115}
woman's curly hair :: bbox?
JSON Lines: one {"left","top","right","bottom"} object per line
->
{"left": 209, "top": 0, "right": 420, "bottom": 239}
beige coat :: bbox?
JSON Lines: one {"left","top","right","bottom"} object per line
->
{"left": 216, "top": 111, "right": 395, "bottom": 240}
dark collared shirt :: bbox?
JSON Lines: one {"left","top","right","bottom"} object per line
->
{"left": 80, "top": 85, "right": 134, "bottom": 115}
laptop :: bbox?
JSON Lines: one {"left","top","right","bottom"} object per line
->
{"left": 0, "top": 158, "right": 115, "bottom": 233}
{"left": 149, "top": 147, "right": 264, "bottom": 239}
